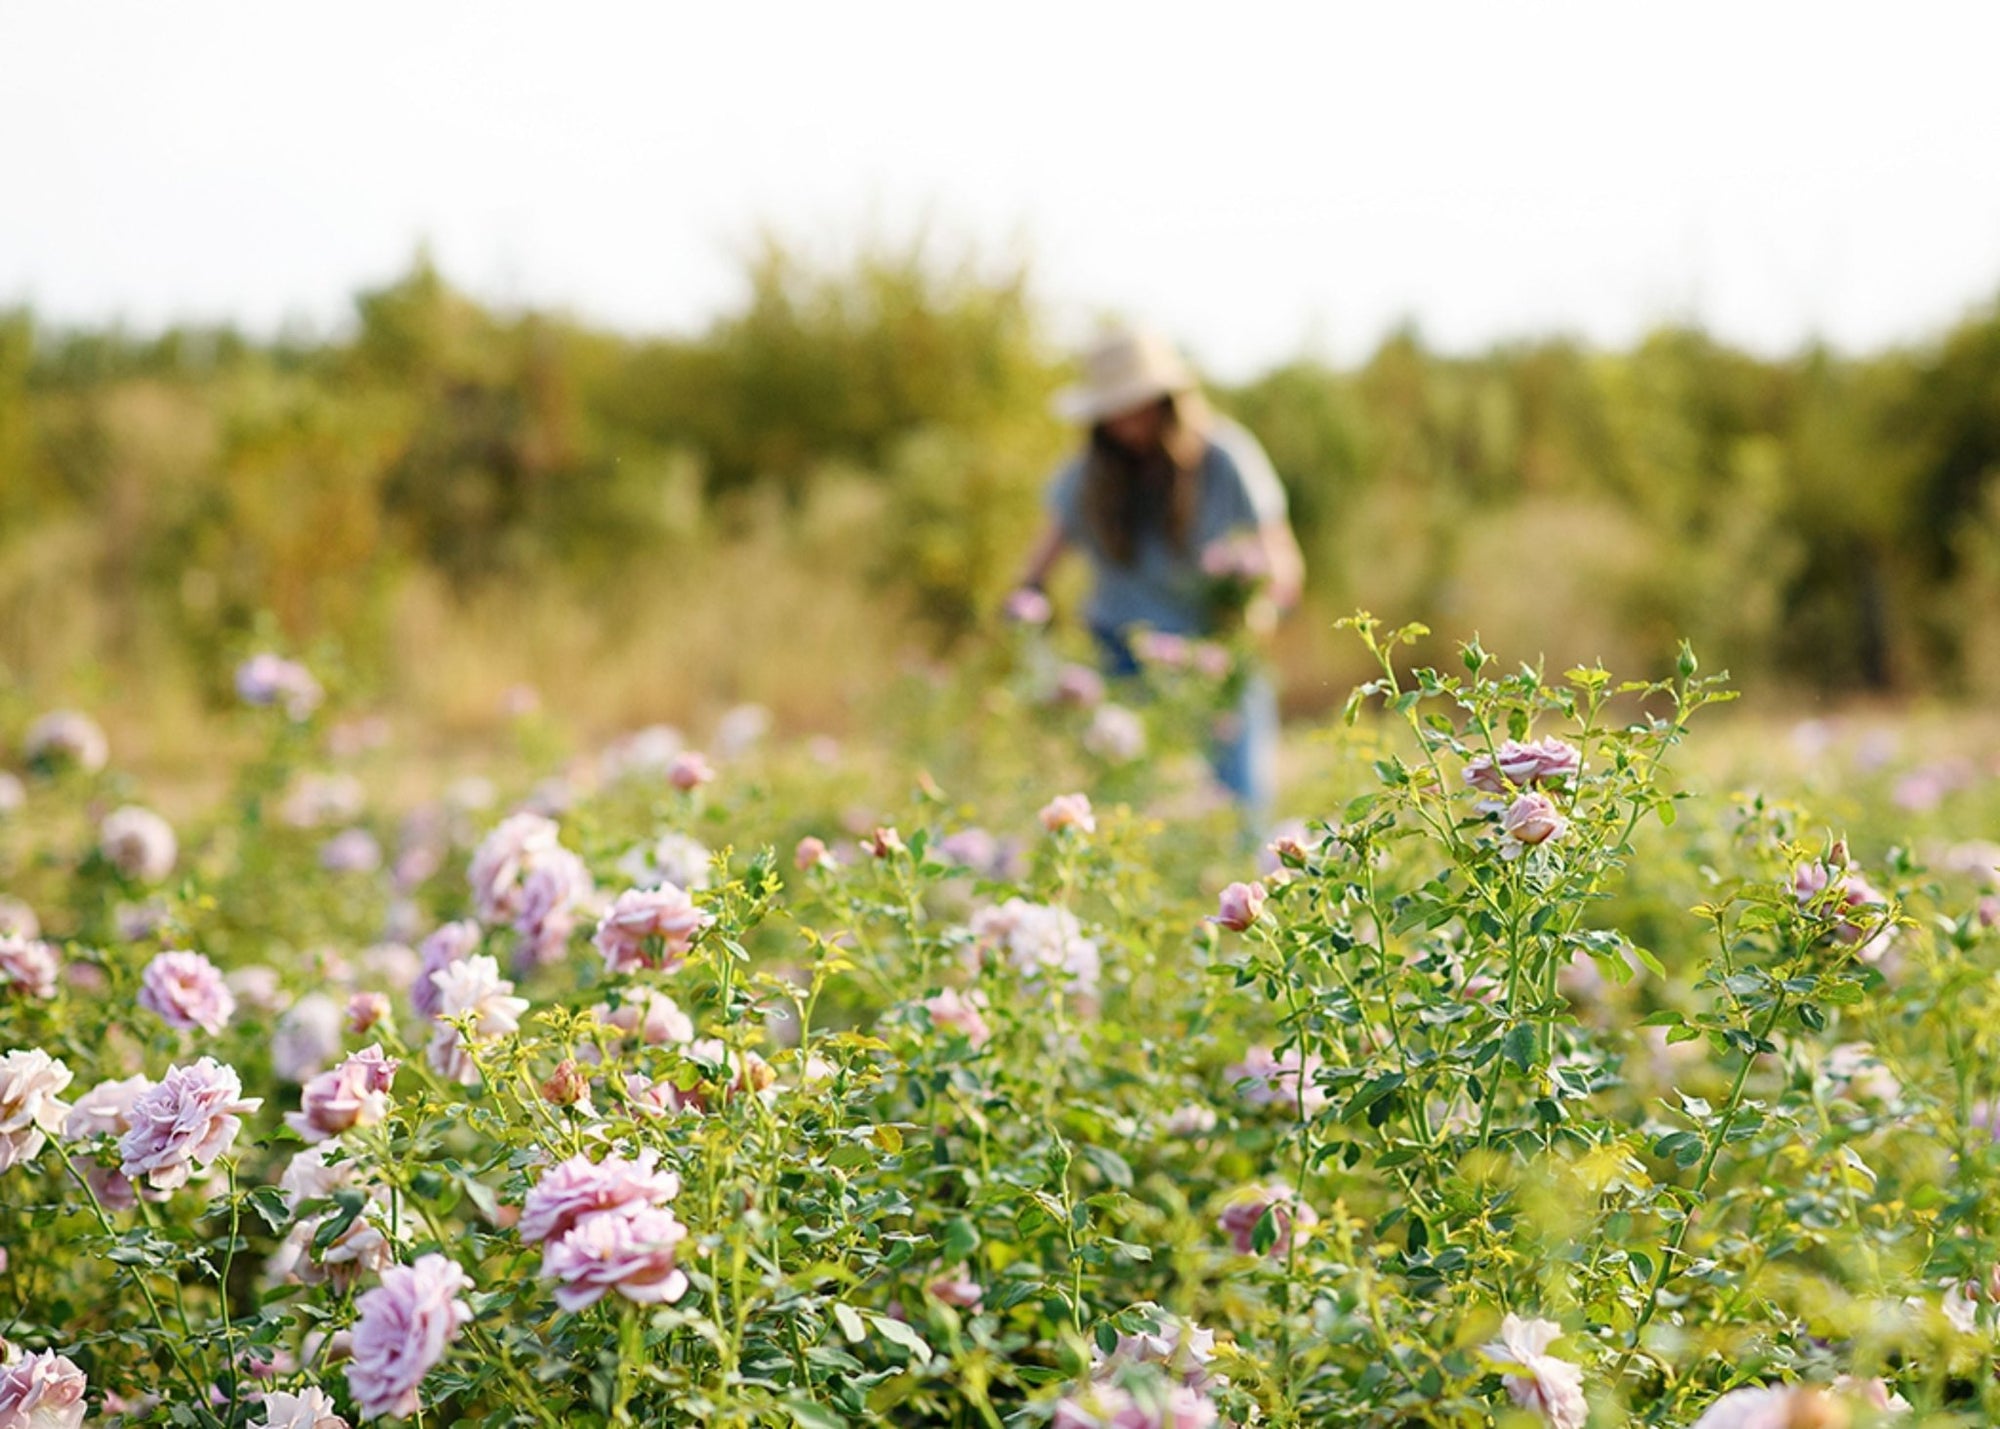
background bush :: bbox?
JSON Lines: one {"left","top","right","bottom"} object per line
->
{"left": 4, "top": 243, "right": 2000, "bottom": 756}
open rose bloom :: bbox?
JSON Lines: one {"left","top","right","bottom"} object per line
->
{"left": 0, "top": 1049, "right": 73, "bottom": 1171}
{"left": 0, "top": 934, "right": 60, "bottom": 999}
{"left": 0, "top": 1349, "right": 88, "bottom": 1429}
{"left": 345, "top": 1253, "right": 473, "bottom": 1419}
{"left": 592, "top": 885, "right": 712, "bottom": 975}
{"left": 286, "top": 1046, "right": 398, "bottom": 1143}
{"left": 137, "top": 950, "right": 237, "bottom": 1036}
{"left": 1480, "top": 1314, "right": 1587, "bottom": 1429}
{"left": 119, "top": 1057, "right": 261, "bottom": 1192}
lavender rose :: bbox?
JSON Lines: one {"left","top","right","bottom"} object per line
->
{"left": 592, "top": 886, "right": 712, "bottom": 976}
{"left": 286, "top": 1046, "right": 398, "bottom": 1144}
{"left": 119, "top": 1057, "right": 260, "bottom": 1191}
{"left": 137, "top": 950, "right": 237, "bottom": 1035}
{"left": 519, "top": 1149, "right": 681, "bottom": 1246}
{"left": 345, "top": 1253, "right": 473, "bottom": 1420}
{"left": 541, "top": 1202, "right": 691, "bottom": 1311}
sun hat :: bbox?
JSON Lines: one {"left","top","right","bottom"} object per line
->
{"left": 1053, "top": 327, "right": 1198, "bottom": 424}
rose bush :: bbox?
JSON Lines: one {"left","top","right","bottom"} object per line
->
{"left": 0, "top": 625, "right": 1996, "bottom": 1425}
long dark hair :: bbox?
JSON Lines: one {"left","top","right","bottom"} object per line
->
{"left": 1081, "top": 393, "right": 1210, "bottom": 566}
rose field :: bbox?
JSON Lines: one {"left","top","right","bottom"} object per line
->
{"left": 4, "top": 616, "right": 2000, "bottom": 1428}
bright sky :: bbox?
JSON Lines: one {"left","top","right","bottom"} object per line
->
{"left": 6, "top": 1, "right": 2000, "bottom": 378}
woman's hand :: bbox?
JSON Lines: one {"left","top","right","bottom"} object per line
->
{"left": 1257, "top": 519, "right": 1305, "bottom": 615}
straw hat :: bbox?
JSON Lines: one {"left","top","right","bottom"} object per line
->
{"left": 1053, "top": 327, "right": 1197, "bottom": 424}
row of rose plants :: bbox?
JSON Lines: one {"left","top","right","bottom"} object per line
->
{"left": 3, "top": 630, "right": 1999, "bottom": 1426}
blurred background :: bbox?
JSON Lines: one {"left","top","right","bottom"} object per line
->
{"left": 6, "top": 1, "right": 2000, "bottom": 771}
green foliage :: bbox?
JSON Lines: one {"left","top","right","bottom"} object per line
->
{"left": 4, "top": 628, "right": 2000, "bottom": 1425}
{"left": 5, "top": 255, "right": 2000, "bottom": 733}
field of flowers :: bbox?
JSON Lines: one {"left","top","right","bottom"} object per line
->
{"left": 4, "top": 616, "right": 2000, "bottom": 1428}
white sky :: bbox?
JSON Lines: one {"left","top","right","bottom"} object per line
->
{"left": 5, "top": 1, "right": 2000, "bottom": 378}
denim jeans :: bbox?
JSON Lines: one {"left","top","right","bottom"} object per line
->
{"left": 1092, "top": 626, "right": 1278, "bottom": 824}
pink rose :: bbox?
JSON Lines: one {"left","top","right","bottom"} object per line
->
{"left": 519, "top": 1149, "right": 681, "bottom": 1246}
{"left": 346, "top": 991, "right": 392, "bottom": 1035}
{"left": 63, "top": 1074, "right": 152, "bottom": 1140}
{"left": 1228, "top": 1045, "right": 1327, "bottom": 1115}
{"left": 1166, "top": 1104, "right": 1218, "bottom": 1137}
{"left": 235, "top": 653, "right": 323, "bottom": 719}
{"left": 1094, "top": 1314, "right": 1219, "bottom": 1388}
{"left": 793, "top": 836, "right": 834, "bottom": 872}
{"left": 424, "top": 956, "right": 529, "bottom": 1085}
{"left": 1040, "top": 793, "right": 1097, "bottom": 835}
{"left": 1501, "top": 793, "right": 1566, "bottom": 849}
{"left": 0, "top": 1049, "right": 73, "bottom": 1171}
{"left": 119, "top": 1057, "right": 260, "bottom": 1192}
{"left": 1052, "top": 1381, "right": 1218, "bottom": 1429}
{"left": 924, "top": 988, "right": 993, "bottom": 1049}
{"left": 1688, "top": 1386, "right": 1838, "bottom": 1429}
{"left": 100, "top": 805, "right": 178, "bottom": 883}
{"left": 1830, "top": 1376, "right": 1909, "bottom": 1413}
{"left": 540, "top": 1203, "right": 691, "bottom": 1311}
{"left": 319, "top": 828, "right": 382, "bottom": 875}
{"left": 1212, "top": 881, "right": 1267, "bottom": 932}
{"left": 927, "top": 1266, "right": 983, "bottom": 1309}
{"left": 1792, "top": 853, "right": 1891, "bottom": 947}
{"left": 1083, "top": 703, "right": 1146, "bottom": 764}
{"left": 1132, "top": 631, "right": 1191, "bottom": 669}
{"left": 1465, "top": 738, "right": 1581, "bottom": 794}
{"left": 595, "top": 989, "right": 695, "bottom": 1048}
{"left": 138, "top": 950, "right": 237, "bottom": 1035}
{"left": 867, "top": 826, "right": 906, "bottom": 859}
{"left": 411, "top": 920, "right": 482, "bottom": 1020}
{"left": 513, "top": 848, "right": 594, "bottom": 968}
{"left": 969, "top": 899, "right": 1100, "bottom": 993}
{"left": 593, "top": 886, "right": 712, "bottom": 976}
{"left": 1053, "top": 663, "right": 1107, "bottom": 708}
{"left": 1003, "top": 587, "right": 1053, "bottom": 626}
{"left": 467, "top": 812, "right": 564, "bottom": 925}
{"left": 286, "top": 1046, "right": 398, "bottom": 1144}
{"left": 0, "top": 1349, "right": 88, "bottom": 1429}
{"left": 62, "top": 1073, "right": 152, "bottom": 1210}
{"left": 0, "top": 897, "right": 38, "bottom": 939}
{"left": 256, "top": 1386, "right": 348, "bottom": 1429}
{"left": 24, "top": 710, "right": 108, "bottom": 772}
{"left": 272, "top": 994, "right": 345, "bottom": 1083}
{"left": 1191, "top": 642, "right": 1234, "bottom": 681}
{"left": 345, "top": 1253, "right": 473, "bottom": 1420}
{"left": 1481, "top": 1314, "right": 1586, "bottom": 1429}
{"left": 1218, "top": 1183, "right": 1316, "bottom": 1256}
{"left": 0, "top": 934, "right": 59, "bottom": 999}
{"left": 667, "top": 751, "right": 715, "bottom": 791}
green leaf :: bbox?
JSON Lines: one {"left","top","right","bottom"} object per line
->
{"left": 1250, "top": 1204, "right": 1281, "bottom": 1255}
{"left": 831, "top": 1303, "right": 866, "bottom": 1344}
{"left": 245, "top": 1185, "right": 291, "bottom": 1233}
{"left": 1078, "top": 1145, "right": 1132, "bottom": 1190}
{"left": 1501, "top": 1024, "right": 1537, "bottom": 1073}
{"left": 868, "top": 1313, "right": 933, "bottom": 1364}
{"left": 783, "top": 1395, "right": 850, "bottom": 1429}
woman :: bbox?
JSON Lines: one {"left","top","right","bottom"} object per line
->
{"left": 1010, "top": 327, "right": 1304, "bottom": 819}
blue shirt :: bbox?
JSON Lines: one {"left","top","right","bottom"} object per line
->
{"left": 1045, "top": 416, "right": 1288, "bottom": 636}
